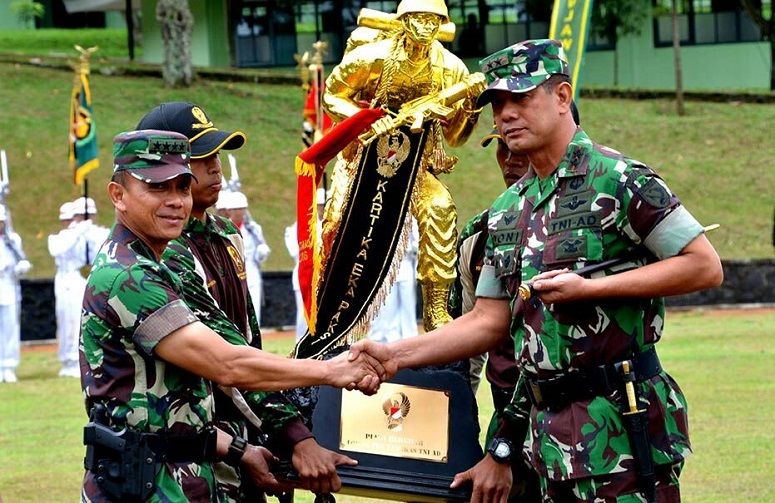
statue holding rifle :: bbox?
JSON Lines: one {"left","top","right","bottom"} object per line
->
{"left": 296, "top": 0, "right": 484, "bottom": 359}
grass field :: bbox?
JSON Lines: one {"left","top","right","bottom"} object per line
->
{"left": 0, "top": 30, "right": 774, "bottom": 277}
{"left": 0, "top": 29, "right": 774, "bottom": 502}
{"left": 0, "top": 309, "right": 773, "bottom": 502}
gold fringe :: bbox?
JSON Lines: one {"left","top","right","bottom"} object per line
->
{"left": 345, "top": 209, "right": 413, "bottom": 346}
{"left": 295, "top": 156, "right": 316, "bottom": 177}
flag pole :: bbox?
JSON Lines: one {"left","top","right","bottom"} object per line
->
{"left": 70, "top": 45, "right": 100, "bottom": 274}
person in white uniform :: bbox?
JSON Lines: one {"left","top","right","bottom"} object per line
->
{"left": 0, "top": 204, "right": 31, "bottom": 383}
{"left": 48, "top": 197, "right": 108, "bottom": 377}
{"left": 223, "top": 191, "right": 271, "bottom": 325}
{"left": 368, "top": 217, "right": 420, "bottom": 344}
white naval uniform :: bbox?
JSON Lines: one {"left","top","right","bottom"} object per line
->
{"left": 0, "top": 230, "right": 28, "bottom": 376}
{"left": 368, "top": 218, "right": 420, "bottom": 344}
{"left": 240, "top": 219, "right": 270, "bottom": 326}
{"left": 284, "top": 221, "right": 306, "bottom": 341}
{"left": 47, "top": 220, "right": 108, "bottom": 375}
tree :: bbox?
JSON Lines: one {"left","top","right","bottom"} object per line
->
{"left": 672, "top": 0, "right": 685, "bottom": 116}
{"left": 156, "top": 0, "right": 194, "bottom": 88}
{"left": 10, "top": 0, "right": 44, "bottom": 29}
{"left": 739, "top": 0, "right": 775, "bottom": 90}
{"left": 590, "top": 0, "right": 651, "bottom": 86}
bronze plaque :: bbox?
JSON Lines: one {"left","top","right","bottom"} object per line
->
{"left": 339, "top": 382, "right": 450, "bottom": 462}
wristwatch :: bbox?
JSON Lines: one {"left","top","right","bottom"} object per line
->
{"left": 225, "top": 435, "right": 248, "bottom": 466}
{"left": 487, "top": 437, "right": 514, "bottom": 464}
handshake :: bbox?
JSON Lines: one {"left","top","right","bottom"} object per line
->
{"left": 326, "top": 340, "right": 399, "bottom": 395}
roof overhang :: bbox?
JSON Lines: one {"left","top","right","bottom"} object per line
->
{"left": 63, "top": 0, "right": 140, "bottom": 13}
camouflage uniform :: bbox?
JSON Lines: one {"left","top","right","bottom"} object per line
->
{"left": 164, "top": 214, "right": 312, "bottom": 501}
{"left": 80, "top": 222, "right": 218, "bottom": 501}
{"left": 476, "top": 128, "right": 704, "bottom": 495}
{"left": 450, "top": 209, "right": 519, "bottom": 418}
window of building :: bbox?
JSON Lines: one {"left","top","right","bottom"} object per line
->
{"left": 652, "top": 0, "right": 768, "bottom": 47}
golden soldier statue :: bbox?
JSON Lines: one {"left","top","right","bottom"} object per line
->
{"left": 322, "top": 0, "right": 485, "bottom": 331}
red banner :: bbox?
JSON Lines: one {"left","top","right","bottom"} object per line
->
{"left": 294, "top": 107, "right": 385, "bottom": 331}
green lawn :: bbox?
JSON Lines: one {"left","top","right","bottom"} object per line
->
{"left": 0, "top": 56, "right": 773, "bottom": 279}
{"left": 1, "top": 30, "right": 774, "bottom": 501}
{"left": 1, "top": 309, "right": 773, "bottom": 502}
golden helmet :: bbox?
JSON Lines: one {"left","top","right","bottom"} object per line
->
{"left": 396, "top": 0, "right": 450, "bottom": 22}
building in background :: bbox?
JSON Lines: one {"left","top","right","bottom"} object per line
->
{"left": 0, "top": 1, "right": 771, "bottom": 91}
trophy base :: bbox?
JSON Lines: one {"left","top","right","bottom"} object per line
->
{"left": 311, "top": 367, "right": 483, "bottom": 502}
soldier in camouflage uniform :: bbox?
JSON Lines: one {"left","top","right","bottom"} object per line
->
{"left": 137, "top": 102, "right": 358, "bottom": 500}
{"left": 351, "top": 40, "right": 723, "bottom": 502}
{"left": 80, "top": 129, "right": 383, "bottom": 502}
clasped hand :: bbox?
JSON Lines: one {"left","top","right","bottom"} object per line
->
{"left": 323, "top": 344, "right": 395, "bottom": 395}
{"left": 344, "top": 339, "right": 398, "bottom": 393}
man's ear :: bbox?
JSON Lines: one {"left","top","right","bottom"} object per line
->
{"left": 107, "top": 180, "right": 126, "bottom": 211}
{"left": 556, "top": 81, "right": 574, "bottom": 115}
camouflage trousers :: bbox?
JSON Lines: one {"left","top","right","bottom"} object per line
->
{"left": 541, "top": 462, "right": 683, "bottom": 503}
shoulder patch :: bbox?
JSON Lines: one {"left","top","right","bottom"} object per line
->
{"left": 638, "top": 177, "right": 671, "bottom": 209}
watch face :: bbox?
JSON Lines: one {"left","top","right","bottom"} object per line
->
{"left": 494, "top": 442, "right": 511, "bottom": 458}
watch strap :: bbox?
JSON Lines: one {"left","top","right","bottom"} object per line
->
{"left": 487, "top": 437, "right": 513, "bottom": 463}
{"left": 224, "top": 435, "right": 248, "bottom": 466}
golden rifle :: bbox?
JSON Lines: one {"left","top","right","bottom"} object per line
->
{"left": 358, "top": 72, "right": 486, "bottom": 146}
{"left": 357, "top": 7, "right": 456, "bottom": 43}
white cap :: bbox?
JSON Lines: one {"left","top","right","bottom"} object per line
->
{"left": 229, "top": 192, "right": 249, "bottom": 209}
{"left": 0, "top": 205, "right": 6, "bottom": 221}
{"left": 72, "top": 196, "right": 97, "bottom": 215}
{"left": 215, "top": 191, "right": 231, "bottom": 210}
{"left": 215, "top": 191, "right": 249, "bottom": 210}
{"left": 316, "top": 187, "right": 327, "bottom": 205}
{"left": 59, "top": 201, "right": 75, "bottom": 220}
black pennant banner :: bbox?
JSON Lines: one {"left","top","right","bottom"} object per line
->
{"left": 293, "top": 125, "right": 429, "bottom": 359}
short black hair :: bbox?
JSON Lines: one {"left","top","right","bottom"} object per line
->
{"left": 111, "top": 170, "right": 128, "bottom": 184}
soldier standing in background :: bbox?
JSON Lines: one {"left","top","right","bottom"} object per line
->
{"left": 49, "top": 197, "right": 108, "bottom": 377}
{"left": 447, "top": 125, "right": 539, "bottom": 501}
{"left": 0, "top": 204, "right": 31, "bottom": 383}
{"left": 223, "top": 191, "right": 271, "bottom": 326}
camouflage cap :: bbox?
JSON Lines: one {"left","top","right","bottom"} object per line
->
{"left": 477, "top": 39, "right": 569, "bottom": 107}
{"left": 112, "top": 129, "right": 194, "bottom": 183}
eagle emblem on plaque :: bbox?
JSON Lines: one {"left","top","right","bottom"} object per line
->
{"left": 376, "top": 131, "right": 410, "bottom": 178}
{"left": 382, "top": 392, "right": 411, "bottom": 431}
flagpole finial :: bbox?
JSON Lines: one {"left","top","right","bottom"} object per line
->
{"left": 294, "top": 51, "right": 312, "bottom": 93}
{"left": 74, "top": 44, "right": 99, "bottom": 59}
{"left": 311, "top": 40, "right": 328, "bottom": 68}
{"left": 71, "top": 45, "right": 99, "bottom": 74}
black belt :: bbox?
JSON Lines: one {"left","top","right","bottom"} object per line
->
{"left": 143, "top": 428, "right": 217, "bottom": 462}
{"left": 523, "top": 346, "right": 662, "bottom": 411}
{"left": 85, "top": 424, "right": 217, "bottom": 466}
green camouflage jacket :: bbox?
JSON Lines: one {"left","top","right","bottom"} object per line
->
{"left": 475, "top": 128, "right": 704, "bottom": 481}
{"left": 80, "top": 222, "right": 218, "bottom": 501}
{"left": 164, "top": 214, "right": 309, "bottom": 500}
{"left": 163, "top": 215, "right": 308, "bottom": 439}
